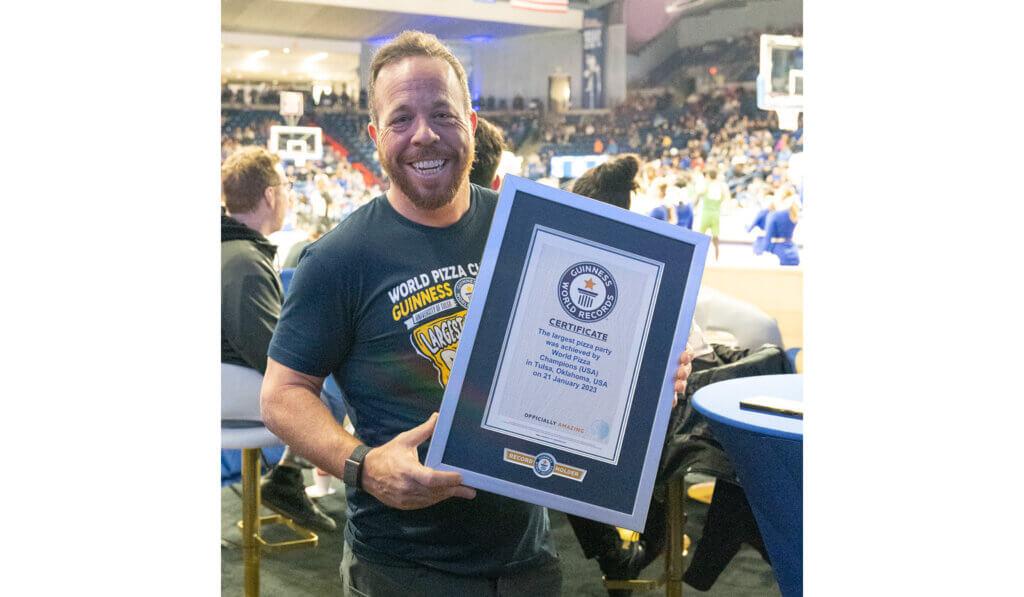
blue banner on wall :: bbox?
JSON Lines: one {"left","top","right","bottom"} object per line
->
{"left": 581, "top": 10, "right": 606, "bottom": 109}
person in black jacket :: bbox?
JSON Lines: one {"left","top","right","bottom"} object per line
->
{"left": 221, "top": 146, "right": 336, "bottom": 532}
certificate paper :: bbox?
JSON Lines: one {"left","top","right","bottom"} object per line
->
{"left": 426, "top": 176, "right": 709, "bottom": 531}
{"left": 482, "top": 227, "right": 663, "bottom": 464}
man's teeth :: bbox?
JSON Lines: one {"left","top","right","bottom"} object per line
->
{"left": 412, "top": 159, "right": 445, "bottom": 171}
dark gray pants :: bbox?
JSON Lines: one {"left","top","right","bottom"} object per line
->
{"left": 340, "top": 541, "right": 562, "bottom": 597}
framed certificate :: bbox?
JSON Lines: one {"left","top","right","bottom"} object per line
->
{"left": 426, "top": 175, "right": 709, "bottom": 531}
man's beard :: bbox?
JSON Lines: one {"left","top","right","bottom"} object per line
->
{"left": 382, "top": 145, "right": 475, "bottom": 211}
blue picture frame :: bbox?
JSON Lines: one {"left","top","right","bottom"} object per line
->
{"left": 425, "top": 175, "right": 709, "bottom": 531}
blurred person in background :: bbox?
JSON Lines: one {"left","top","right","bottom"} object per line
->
{"left": 762, "top": 188, "right": 800, "bottom": 266}
{"left": 650, "top": 178, "right": 694, "bottom": 230}
{"left": 695, "top": 169, "right": 730, "bottom": 261}
{"left": 648, "top": 180, "right": 676, "bottom": 224}
{"left": 221, "top": 146, "right": 337, "bottom": 533}
{"left": 469, "top": 116, "right": 506, "bottom": 190}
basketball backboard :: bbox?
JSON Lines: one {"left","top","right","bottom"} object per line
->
{"left": 268, "top": 125, "right": 323, "bottom": 165}
{"left": 756, "top": 34, "right": 803, "bottom": 130}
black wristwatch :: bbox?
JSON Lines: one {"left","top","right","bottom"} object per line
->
{"left": 344, "top": 444, "right": 371, "bottom": 490}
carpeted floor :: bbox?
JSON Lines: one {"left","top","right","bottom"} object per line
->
{"left": 221, "top": 469, "right": 780, "bottom": 596}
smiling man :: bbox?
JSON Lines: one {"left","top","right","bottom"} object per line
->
{"left": 368, "top": 54, "right": 476, "bottom": 214}
{"left": 260, "top": 31, "right": 693, "bottom": 597}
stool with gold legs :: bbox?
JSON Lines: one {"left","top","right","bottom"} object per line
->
{"left": 222, "top": 363, "right": 318, "bottom": 596}
{"left": 223, "top": 425, "right": 319, "bottom": 596}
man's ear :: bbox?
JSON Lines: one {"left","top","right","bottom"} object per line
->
{"left": 367, "top": 121, "right": 378, "bottom": 145}
{"left": 263, "top": 185, "right": 277, "bottom": 209}
{"left": 469, "top": 110, "right": 478, "bottom": 134}
{"left": 490, "top": 175, "right": 500, "bottom": 191}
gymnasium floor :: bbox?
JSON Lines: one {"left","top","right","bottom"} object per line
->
{"left": 220, "top": 469, "right": 780, "bottom": 596}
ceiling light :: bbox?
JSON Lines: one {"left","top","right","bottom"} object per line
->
{"left": 666, "top": 0, "right": 706, "bottom": 13}
{"left": 251, "top": 49, "right": 270, "bottom": 59}
{"left": 283, "top": 47, "right": 291, "bottom": 54}
{"left": 306, "top": 52, "right": 328, "bottom": 63}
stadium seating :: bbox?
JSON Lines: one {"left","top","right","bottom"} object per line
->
{"left": 307, "top": 112, "right": 381, "bottom": 178}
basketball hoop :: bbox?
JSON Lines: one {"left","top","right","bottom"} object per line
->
{"left": 776, "top": 109, "right": 800, "bottom": 131}
{"left": 268, "top": 125, "right": 323, "bottom": 165}
{"left": 758, "top": 34, "right": 803, "bottom": 132}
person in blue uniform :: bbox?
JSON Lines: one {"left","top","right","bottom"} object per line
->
{"left": 747, "top": 206, "right": 771, "bottom": 255}
{"left": 648, "top": 180, "right": 693, "bottom": 229}
{"left": 763, "top": 191, "right": 800, "bottom": 265}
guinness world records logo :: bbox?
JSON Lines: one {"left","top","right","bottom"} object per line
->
{"left": 532, "top": 453, "right": 556, "bottom": 478}
{"left": 558, "top": 262, "right": 617, "bottom": 323}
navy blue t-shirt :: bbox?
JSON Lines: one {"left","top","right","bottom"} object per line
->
{"left": 268, "top": 184, "right": 557, "bottom": 577}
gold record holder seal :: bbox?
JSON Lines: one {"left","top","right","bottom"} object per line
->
{"left": 503, "top": 448, "right": 588, "bottom": 482}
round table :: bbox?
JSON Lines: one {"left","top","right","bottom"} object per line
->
{"left": 692, "top": 373, "right": 803, "bottom": 597}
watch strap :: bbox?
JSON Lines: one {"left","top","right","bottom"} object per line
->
{"left": 344, "top": 444, "right": 371, "bottom": 490}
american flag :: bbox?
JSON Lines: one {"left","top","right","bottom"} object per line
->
{"left": 510, "top": 0, "right": 570, "bottom": 14}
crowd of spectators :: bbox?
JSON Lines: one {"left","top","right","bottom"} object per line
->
{"left": 526, "top": 85, "right": 802, "bottom": 214}
{"left": 221, "top": 112, "right": 283, "bottom": 159}
{"left": 222, "top": 83, "right": 368, "bottom": 111}
{"left": 284, "top": 150, "right": 381, "bottom": 236}
{"left": 222, "top": 33, "right": 803, "bottom": 253}
{"left": 539, "top": 86, "right": 776, "bottom": 161}
{"left": 483, "top": 113, "right": 536, "bottom": 152}
{"left": 221, "top": 90, "right": 802, "bottom": 249}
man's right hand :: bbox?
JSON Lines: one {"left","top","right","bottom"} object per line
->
{"left": 361, "top": 412, "right": 477, "bottom": 510}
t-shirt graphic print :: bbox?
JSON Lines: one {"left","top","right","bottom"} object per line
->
{"left": 385, "top": 262, "right": 478, "bottom": 387}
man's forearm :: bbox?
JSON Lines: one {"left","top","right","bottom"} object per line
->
{"left": 261, "top": 385, "right": 362, "bottom": 478}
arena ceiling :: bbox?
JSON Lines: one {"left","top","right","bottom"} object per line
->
{"left": 222, "top": 0, "right": 601, "bottom": 82}
{"left": 222, "top": 0, "right": 593, "bottom": 43}
{"left": 220, "top": 0, "right": 762, "bottom": 83}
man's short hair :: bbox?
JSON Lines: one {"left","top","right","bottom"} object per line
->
{"left": 368, "top": 30, "right": 472, "bottom": 125}
{"left": 571, "top": 154, "right": 640, "bottom": 211}
{"left": 470, "top": 117, "right": 506, "bottom": 187}
{"left": 221, "top": 146, "right": 281, "bottom": 214}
